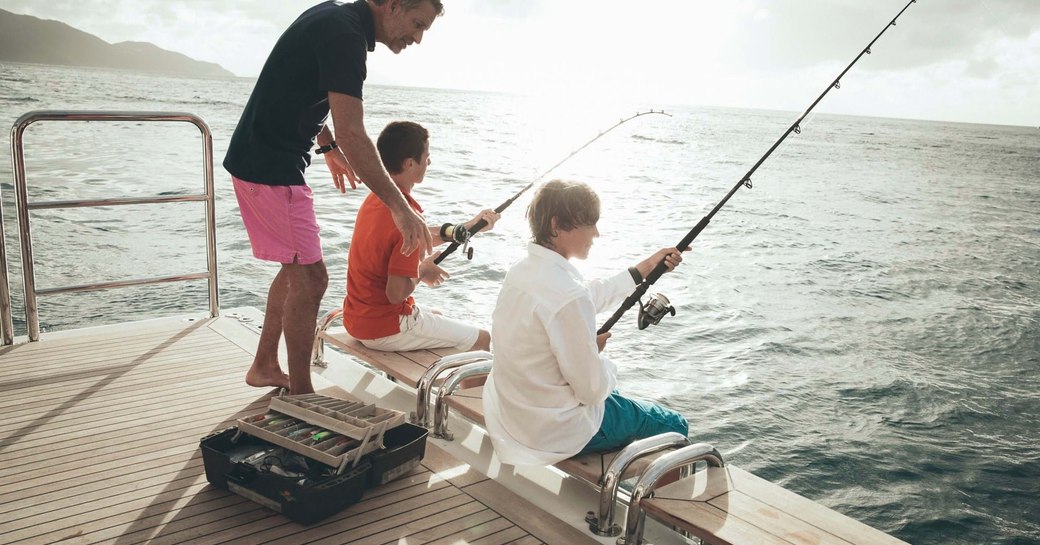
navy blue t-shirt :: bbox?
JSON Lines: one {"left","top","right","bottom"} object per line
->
{"left": 223, "top": 0, "right": 375, "bottom": 186}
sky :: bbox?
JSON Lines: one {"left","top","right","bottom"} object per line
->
{"left": 1, "top": 0, "right": 1037, "bottom": 127}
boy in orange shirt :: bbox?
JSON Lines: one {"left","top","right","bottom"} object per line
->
{"left": 343, "top": 121, "right": 499, "bottom": 352}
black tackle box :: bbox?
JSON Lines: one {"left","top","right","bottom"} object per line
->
{"left": 200, "top": 394, "right": 429, "bottom": 524}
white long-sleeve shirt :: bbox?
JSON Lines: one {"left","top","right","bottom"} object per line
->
{"left": 483, "top": 243, "right": 636, "bottom": 466}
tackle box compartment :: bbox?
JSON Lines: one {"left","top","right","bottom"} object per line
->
{"left": 365, "top": 422, "right": 429, "bottom": 486}
{"left": 200, "top": 427, "right": 369, "bottom": 524}
{"left": 199, "top": 394, "right": 428, "bottom": 523}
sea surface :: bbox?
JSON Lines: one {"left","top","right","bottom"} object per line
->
{"left": 1, "top": 62, "right": 1038, "bottom": 544}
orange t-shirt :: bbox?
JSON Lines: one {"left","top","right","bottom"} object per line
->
{"left": 343, "top": 192, "right": 423, "bottom": 339}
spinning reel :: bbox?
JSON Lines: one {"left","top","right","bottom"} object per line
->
{"left": 637, "top": 292, "right": 675, "bottom": 330}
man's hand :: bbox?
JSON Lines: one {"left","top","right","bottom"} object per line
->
{"left": 418, "top": 252, "right": 449, "bottom": 287}
{"left": 323, "top": 149, "right": 360, "bottom": 192}
{"left": 392, "top": 206, "right": 434, "bottom": 257}
{"left": 635, "top": 246, "right": 689, "bottom": 279}
{"left": 464, "top": 208, "right": 501, "bottom": 234}
{"left": 596, "top": 332, "right": 611, "bottom": 353}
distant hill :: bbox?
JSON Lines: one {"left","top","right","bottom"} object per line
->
{"left": 0, "top": 8, "right": 234, "bottom": 78}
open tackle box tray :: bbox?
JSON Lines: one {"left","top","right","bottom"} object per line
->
{"left": 200, "top": 393, "right": 428, "bottom": 524}
{"left": 237, "top": 393, "right": 407, "bottom": 472}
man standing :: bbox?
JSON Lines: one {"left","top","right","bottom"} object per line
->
{"left": 224, "top": 0, "right": 443, "bottom": 395}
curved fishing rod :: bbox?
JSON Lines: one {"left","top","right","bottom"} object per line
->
{"left": 434, "top": 109, "right": 671, "bottom": 264}
{"left": 598, "top": 0, "right": 918, "bottom": 335}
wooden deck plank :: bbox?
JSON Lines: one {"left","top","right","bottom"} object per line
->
{"left": 0, "top": 479, "right": 212, "bottom": 537}
{"left": 468, "top": 525, "right": 532, "bottom": 545}
{"left": 399, "top": 508, "right": 508, "bottom": 545}
{"left": 0, "top": 320, "right": 214, "bottom": 362}
{"left": 5, "top": 341, "right": 239, "bottom": 386}
{"left": 0, "top": 373, "right": 261, "bottom": 445}
{"left": 644, "top": 466, "right": 909, "bottom": 545}
{"left": 0, "top": 374, "right": 247, "bottom": 431}
{"left": 0, "top": 315, "right": 587, "bottom": 545}
{"left": 507, "top": 537, "right": 545, "bottom": 545}
{"left": 0, "top": 397, "right": 269, "bottom": 476}
{"left": 642, "top": 496, "right": 799, "bottom": 545}
{"left": 720, "top": 467, "right": 909, "bottom": 545}
{"left": 0, "top": 390, "right": 268, "bottom": 461}
{"left": 0, "top": 343, "right": 249, "bottom": 403}
{"left": 0, "top": 352, "right": 252, "bottom": 413}
{"left": 3, "top": 330, "right": 238, "bottom": 380}
{"left": 177, "top": 471, "right": 441, "bottom": 545}
{"left": 344, "top": 502, "right": 490, "bottom": 545}
{"left": 463, "top": 479, "right": 601, "bottom": 545}
{"left": 1, "top": 367, "right": 256, "bottom": 422}
{"left": 6, "top": 489, "right": 257, "bottom": 545}
{"left": 246, "top": 490, "right": 472, "bottom": 545}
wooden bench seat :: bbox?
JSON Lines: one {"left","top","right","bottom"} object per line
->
{"left": 320, "top": 328, "right": 670, "bottom": 486}
{"left": 641, "top": 465, "right": 910, "bottom": 545}
{"left": 443, "top": 385, "right": 667, "bottom": 486}
{"left": 320, "top": 329, "right": 459, "bottom": 388}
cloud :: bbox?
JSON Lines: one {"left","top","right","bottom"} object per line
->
{"left": 0, "top": 0, "right": 1035, "bottom": 125}
{"left": 717, "top": 0, "right": 1040, "bottom": 72}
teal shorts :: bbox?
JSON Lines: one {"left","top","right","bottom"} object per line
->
{"left": 580, "top": 391, "right": 689, "bottom": 454}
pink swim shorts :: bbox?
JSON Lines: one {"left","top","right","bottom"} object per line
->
{"left": 232, "top": 176, "right": 323, "bottom": 265}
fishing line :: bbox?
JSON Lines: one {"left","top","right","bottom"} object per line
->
{"left": 434, "top": 109, "right": 671, "bottom": 264}
{"left": 598, "top": 0, "right": 919, "bottom": 335}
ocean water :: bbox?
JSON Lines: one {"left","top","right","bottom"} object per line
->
{"left": 1, "top": 62, "right": 1038, "bottom": 544}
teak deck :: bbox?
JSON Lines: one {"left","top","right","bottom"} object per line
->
{"left": 0, "top": 315, "right": 597, "bottom": 545}
{"left": 642, "top": 466, "right": 910, "bottom": 545}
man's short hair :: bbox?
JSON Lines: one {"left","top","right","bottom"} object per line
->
{"left": 527, "top": 179, "right": 601, "bottom": 246}
{"left": 371, "top": 0, "right": 445, "bottom": 16}
{"left": 377, "top": 121, "right": 429, "bottom": 174}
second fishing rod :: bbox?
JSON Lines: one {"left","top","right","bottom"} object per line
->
{"left": 598, "top": 0, "right": 919, "bottom": 335}
{"left": 433, "top": 110, "right": 670, "bottom": 264}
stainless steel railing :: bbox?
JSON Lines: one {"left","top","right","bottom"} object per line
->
{"left": 0, "top": 192, "right": 12, "bottom": 345}
{"left": 7, "top": 110, "right": 219, "bottom": 342}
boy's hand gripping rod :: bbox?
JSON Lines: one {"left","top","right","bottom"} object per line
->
{"left": 434, "top": 110, "right": 671, "bottom": 264}
{"left": 598, "top": 0, "right": 919, "bottom": 335}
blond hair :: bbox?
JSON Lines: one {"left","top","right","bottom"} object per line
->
{"left": 527, "top": 180, "right": 600, "bottom": 246}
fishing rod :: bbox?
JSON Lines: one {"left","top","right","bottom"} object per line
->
{"left": 598, "top": 0, "right": 918, "bottom": 335}
{"left": 434, "top": 109, "right": 671, "bottom": 264}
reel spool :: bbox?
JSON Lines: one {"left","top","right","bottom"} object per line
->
{"left": 443, "top": 223, "right": 475, "bottom": 260}
{"left": 637, "top": 293, "right": 675, "bottom": 330}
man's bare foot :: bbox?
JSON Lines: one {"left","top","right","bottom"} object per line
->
{"left": 245, "top": 362, "right": 291, "bottom": 390}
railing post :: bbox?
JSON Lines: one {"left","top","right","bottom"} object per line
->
{"left": 11, "top": 118, "right": 39, "bottom": 341}
{"left": 414, "top": 350, "right": 492, "bottom": 427}
{"left": 585, "top": 432, "right": 691, "bottom": 537}
{"left": 0, "top": 189, "right": 12, "bottom": 346}
{"left": 311, "top": 308, "right": 345, "bottom": 368}
{"left": 433, "top": 360, "right": 492, "bottom": 440}
{"left": 622, "top": 443, "right": 725, "bottom": 545}
{"left": 10, "top": 111, "right": 219, "bottom": 341}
